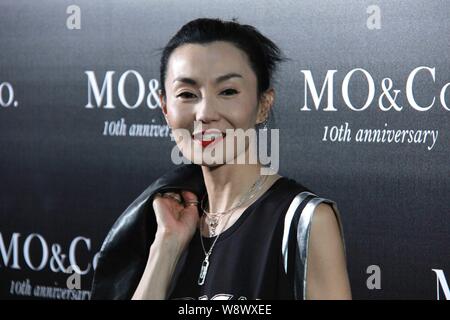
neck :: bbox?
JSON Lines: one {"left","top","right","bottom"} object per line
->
{"left": 201, "top": 163, "right": 263, "bottom": 213}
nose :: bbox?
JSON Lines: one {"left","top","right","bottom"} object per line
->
{"left": 195, "top": 94, "right": 221, "bottom": 124}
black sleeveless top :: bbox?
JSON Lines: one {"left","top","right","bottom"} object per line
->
{"left": 167, "top": 176, "right": 308, "bottom": 300}
{"left": 90, "top": 164, "right": 346, "bottom": 300}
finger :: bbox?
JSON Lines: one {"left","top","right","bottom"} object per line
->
{"left": 179, "top": 191, "right": 200, "bottom": 227}
{"left": 162, "top": 192, "right": 183, "bottom": 204}
{"left": 182, "top": 192, "right": 199, "bottom": 209}
{"left": 153, "top": 193, "right": 171, "bottom": 210}
{"left": 180, "top": 191, "right": 200, "bottom": 215}
{"left": 180, "top": 190, "right": 198, "bottom": 203}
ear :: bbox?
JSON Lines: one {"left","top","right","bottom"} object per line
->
{"left": 158, "top": 89, "right": 170, "bottom": 127}
{"left": 256, "top": 88, "right": 275, "bottom": 124}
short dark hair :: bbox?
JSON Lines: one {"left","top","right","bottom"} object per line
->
{"left": 157, "top": 17, "right": 288, "bottom": 100}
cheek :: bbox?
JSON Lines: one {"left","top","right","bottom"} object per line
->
{"left": 166, "top": 104, "right": 192, "bottom": 128}
{"left": 227, "top": 95, "right": 258, "bottom": 128}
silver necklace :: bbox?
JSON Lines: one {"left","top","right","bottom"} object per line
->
{"left": 197, "top": 174, "right": 269, "bottom": 286}
{"left": 197, "top": 211, "right": 234, "bottom": 285}
{"left": 200, "top": 174, "right": 268, "bottom": 237}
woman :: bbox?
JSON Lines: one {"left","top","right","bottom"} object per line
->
{"left": 90, "top": 18, "right": 351, "bottom": 300}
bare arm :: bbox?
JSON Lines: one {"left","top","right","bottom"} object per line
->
{"left": 131, "top": 231, "right": 184, "bottom": 300}
{"left": 132, "top": 191, "right": 199, "bottom": 300}
{"left": 306, "top": 203, "right": 352, "bottom": 299}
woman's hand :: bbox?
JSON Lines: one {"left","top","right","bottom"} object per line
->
{"left": 152, "top": 190, "right": 200, "bottom": 251}
{"left": 132, "top": 190, "right": 199, "bottom": 300}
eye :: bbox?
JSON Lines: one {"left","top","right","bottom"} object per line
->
{"left": 176, "top": 92, "right": 197, "bottom": 99}
{"left": 220, "top": 88, "right": 239, "bottom": 96}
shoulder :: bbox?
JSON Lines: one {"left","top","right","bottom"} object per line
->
{"left": 283, "top": 189, "right": 346, "bottom": 261}
{"left": 307, "top": 201, "right": 346, "bottom": 260}
{"left": 306, "top": 201, "right": 351, "bottom": 299}
{"left": 274, "top": 175, "right": 345, "bottom": 243}
{"left": 297, "top": 194, "right": 345, "bottom": 244}
{"left": 311, "top": 202, "right": 341, "bottom": 231}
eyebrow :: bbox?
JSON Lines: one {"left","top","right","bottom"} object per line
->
{"left": 172, "top": 73, "right": 243, "bottom": 85}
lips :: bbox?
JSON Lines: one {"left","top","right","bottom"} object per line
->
{"left": 192, "top": 129, "right": 226, "bottom": 148}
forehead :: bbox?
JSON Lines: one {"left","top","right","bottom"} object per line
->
{"left": 166, "top": 41, "right": 256, "bottom": 84}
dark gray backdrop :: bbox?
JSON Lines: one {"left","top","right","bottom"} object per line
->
{"left": 0, "top": 0, "right": 449, "bottom": 299}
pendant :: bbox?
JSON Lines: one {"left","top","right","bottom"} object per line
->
{"left": 198, "top": 255, "right": 210, "bottom": 286}
{"left": 205, "top": 215, "right": 219, "bottom": 237}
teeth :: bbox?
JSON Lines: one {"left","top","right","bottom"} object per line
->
{"left": 202, "top": 132, "right": 222, "bottom": 141}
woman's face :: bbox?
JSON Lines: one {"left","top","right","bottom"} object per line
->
{"left": 160, "top": 40, "right": 273, "bottom": 166}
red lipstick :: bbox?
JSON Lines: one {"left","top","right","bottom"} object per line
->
{"left": 192, "top": 129, "right": 226, "bottom": 148}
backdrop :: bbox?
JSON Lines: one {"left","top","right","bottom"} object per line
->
{"left": 0, "top": 0, "right": 448, "bottom": 300}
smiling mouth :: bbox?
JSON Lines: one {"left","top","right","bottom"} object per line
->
{"left": 192, "top": 130, "right": 227, "bottom": 148}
